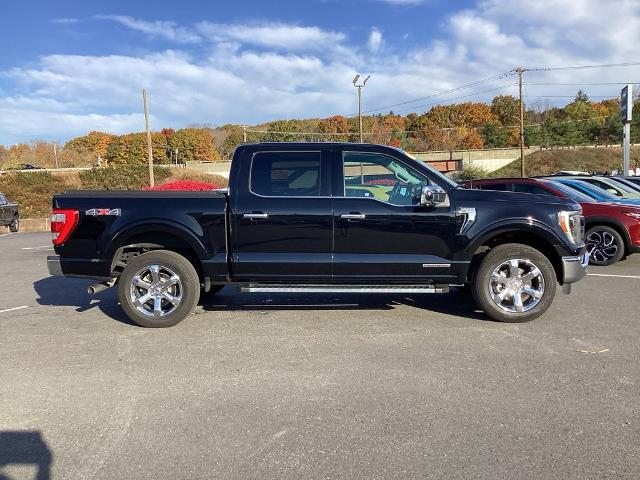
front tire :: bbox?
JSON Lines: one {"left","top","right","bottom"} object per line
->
{"left": 9, "top": 215, "right": 19, "bottom": 232}
{"left": 585, "top": 225, "right": 624, "bottom": 266}
{"left": 472, "top": 243, "right": 557, "bottom": 323}
{"left": 118, "top": 250, "right": 200, "bottom": 328}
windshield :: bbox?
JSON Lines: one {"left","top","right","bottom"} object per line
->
{"left": 608, "top": 177, "right": 640, "bottom": 193}
{"left": 394, "top": 148, "right": 459, "bottom": 188}
{"left": 547, "top": 181, "right": 594, "bottom": 202}
{"left": 560, "top": 180, "right": 617, "bottom": 200}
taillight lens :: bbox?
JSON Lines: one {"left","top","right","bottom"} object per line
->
{"left": 51, "top": 209, "right": 79, "bottom": 246}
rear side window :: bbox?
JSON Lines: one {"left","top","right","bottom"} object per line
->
{"left": 0, "top": 194, "right": 6, "bottom": 204}
{"left": 512, "top": 184, "right": 553, "bottom": 196}
{"left": 250, "top": 152, "right": 321, "bottom": 197}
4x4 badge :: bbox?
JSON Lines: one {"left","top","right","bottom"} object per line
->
{"left": 86, "top": 208, "right": 121, "bottom": 216}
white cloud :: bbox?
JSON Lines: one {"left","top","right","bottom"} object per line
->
{"left": 367, "top": 28, "right": 383, "bottom": 53}
{"left": 3, "top": 1, "right": 640, "bottom": 144}
{"left": 197, "top": 22, "right": 346, "bottom": 51}
{"left": 95, "top": 15, "right": 201, "bottom": 44}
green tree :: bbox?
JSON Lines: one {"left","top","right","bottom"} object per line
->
{"left": 168, "top": 128, "right": 221, "bottom": 163}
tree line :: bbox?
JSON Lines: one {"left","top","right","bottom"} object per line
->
{"left": 1, "top": 91, "right": 638, "bottom": 169}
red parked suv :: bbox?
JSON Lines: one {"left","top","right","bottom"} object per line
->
{"left": 462, "top": 178, "right": 640, "bottom": 266}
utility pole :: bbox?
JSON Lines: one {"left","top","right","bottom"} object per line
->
{"left": 353, "top": 74, "right": 371, "bottom": 143}
{"left": 242, "top": 125, "right": 247, "bottom": 143}
{"left": 142, "top": 89, "right": 154, "bottom": 187}
{"left": 53, "top": 143, "right": 59, "bottom": 169}
{"left": 621, "top": 84, "right": 633, "bottom": 175}
{"left": 514, "top": 67, "right": 526, "bottom": 177}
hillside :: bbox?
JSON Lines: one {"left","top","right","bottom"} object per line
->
{"left": 490, "top": 146, "right": 640, "bottom": 177}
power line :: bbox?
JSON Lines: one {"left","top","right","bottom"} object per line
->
{"left": 394, "top": 83, "right": 517, "bottom": 114}
{"left": 524, "top": 61, "right": 640, "bottom": 72}
{"left": 524, "top": 82, "right": 640, "bottom": 86}
{"left": 352, "top": 71, "right": 514, "bottom": 116}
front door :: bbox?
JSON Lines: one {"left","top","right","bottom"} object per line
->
{"left": 232, "top": 149, "right": 333, "bottom": 282}
{"left": 332, "top": 149, "right": 459, "bottom": 284}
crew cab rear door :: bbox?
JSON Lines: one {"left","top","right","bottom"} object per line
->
{"left": 331, "top": 148, "right": 459, "bottom": 283}
{"left": 231, "top": 147, "right": 333, "bottom": 282}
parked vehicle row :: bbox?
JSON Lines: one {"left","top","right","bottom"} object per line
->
{"left": 0, "top": 192, "right": 19, "bottom": 232}
{"left": 464, "top": 178, "right": 640, "bottom": 266}
{"left": 47, "top": 143, "right": 588, "bottom": 327}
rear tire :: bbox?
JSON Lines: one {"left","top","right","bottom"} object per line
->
{"left": 585, "top": 225, "right": 624, "bottom": 266}
{"left": 472, "top": 243, "right": 556, "bottom": 323}
{"left": 9, "top": 215, "right": 19, "bottom": 232}
{"left": 118, "top": 250, "right": 200, "bottom": 328}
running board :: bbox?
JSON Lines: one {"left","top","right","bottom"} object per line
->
{"left": 240, "top": 284, "right": 449, "bottom": 294}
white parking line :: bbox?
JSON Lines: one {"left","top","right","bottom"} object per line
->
{"left": 0, "top": 233, "right": 14, "bottom": 238}
{"left": 21, "top": 245, "right": 53, "bottom": 250}
{"left": 0, "top": 305, "right": 29, "bottom": 314}
{"left": 587, "top": 273, "right": 640, "bottom": 279}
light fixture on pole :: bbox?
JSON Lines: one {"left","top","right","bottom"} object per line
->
{"left": 353, "top": 74, "right": 371, "bottom": 143}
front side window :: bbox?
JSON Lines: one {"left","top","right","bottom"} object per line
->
{"left": 251, "top": 151, "right": 321, "bottom": 197}
{"left": 342, "top": 152, "right": 429, "bottom": 206}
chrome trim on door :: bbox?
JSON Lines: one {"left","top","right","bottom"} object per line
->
{"left": 340, "top": 213, "right": 366, "bottom": 220}
{"left": 243, "top": 213, "right": 269, "bottom": 220}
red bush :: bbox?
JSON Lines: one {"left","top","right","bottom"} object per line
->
{"left": 145, "top": 179, "right": 219, "bottom": 191}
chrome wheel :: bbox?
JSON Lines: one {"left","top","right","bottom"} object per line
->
{"left": 129, "top": 264, "right": 183, "bottom": 318}
{"left": 586, "top": 230, "right": 618, "bottom": 264}
{"left": 488, "top": 258, "right": 545, "bottom": 313}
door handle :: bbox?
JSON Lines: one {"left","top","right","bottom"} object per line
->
{"left": 340, "top": 213, "right": 366, "bottom": 220}
{"left": 243, "top": 213, "right": 269, "bottom": 220}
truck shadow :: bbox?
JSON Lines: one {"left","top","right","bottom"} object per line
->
{"left": 201, "top": 287, "right": 489, "bottom": 321}
{"left": 0, "top": 430, "right": 52, "bottom": 480}
{"left": 32, "top": 276, "right": 134, "bottom": 325}
{"left": 32, "top": 277, "right": 488, "bottom": 325}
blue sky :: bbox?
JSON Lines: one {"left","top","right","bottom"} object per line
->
{"left": 2, "top": 0, "right": 640, "bottom": 144}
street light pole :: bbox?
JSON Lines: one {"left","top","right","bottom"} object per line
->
{"left": 353, "top": 74, "right": 371, "bottom": 143}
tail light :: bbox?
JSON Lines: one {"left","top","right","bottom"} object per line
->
{"left": 51, "top": 209, "right": 79, "bottom": 246}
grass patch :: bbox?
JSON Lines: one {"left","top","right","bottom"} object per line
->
{"left": 491, "top": 146, "right": 640, "bottom": 177}
{"left": 0, "top": 172, "right": 68, "bottom": 218}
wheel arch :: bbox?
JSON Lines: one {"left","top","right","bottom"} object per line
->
{"left": 106, "top": 222, "right": 206, "bottom": 276}
{"left": 466, "top": 225, "right": 564, "bottom": 284}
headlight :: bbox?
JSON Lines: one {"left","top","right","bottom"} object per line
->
{"left": 558, "top": 211, "right": 584, "bottom": 245}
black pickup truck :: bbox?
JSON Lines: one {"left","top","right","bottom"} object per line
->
{"left": 0, "top": 192, "right": 19, "bottom": 232}
{"left": 48, "top": 143, "right": 588, "bottom": 327}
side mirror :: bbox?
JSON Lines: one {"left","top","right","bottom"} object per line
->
{"left": 420, "top": 184, "right": 447, "bottom": 207}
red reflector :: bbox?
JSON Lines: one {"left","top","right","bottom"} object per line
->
{"left": 51, "top": 209, "right": 79, "bottom": 246}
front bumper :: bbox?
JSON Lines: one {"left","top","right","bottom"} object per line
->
{"left": 561, "top": 251, "right": 589, "bottom": 284}
{"left": 47, "top": 255, "right": 63, "bottom": 276}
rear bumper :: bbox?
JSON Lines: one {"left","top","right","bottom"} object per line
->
{"left": 561, "top": 251, "right": 589, "bottom": 284}
{"left": 47, "top": 255, "right": 63, "bottom": 276}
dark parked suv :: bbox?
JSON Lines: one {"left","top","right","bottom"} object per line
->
{"left": 0, "top": 192, "right": 19, "bottom": 232}
{"left": 47, "top": 143, "right": 588, "bottom": 327}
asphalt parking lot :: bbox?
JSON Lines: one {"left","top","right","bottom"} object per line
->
{"left": 1, "top": 232, "right": 639, "bottom": 479}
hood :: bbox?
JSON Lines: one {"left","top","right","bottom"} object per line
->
{"left": 454, "top": 187, "right": 580, "bottom": 210}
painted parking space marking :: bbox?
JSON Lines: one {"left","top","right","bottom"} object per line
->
{"left": 0, "top": 233, "right": 14, "bottom": 238}
{"left": 587, "top": 273, "right": 640, "bottom": 279}
{"left": 21, "top": 245, "right": 54, "bottom": 250}
{"left": 0, "top": 305, "right": 30, "bottom": 314}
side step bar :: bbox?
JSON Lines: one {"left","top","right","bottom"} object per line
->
{"left": 240, "top": 284, "right": 449, "bottom": 294}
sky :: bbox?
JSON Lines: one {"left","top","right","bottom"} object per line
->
{"left": 1, "top": 0, "right": 640, "bottom": 145}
